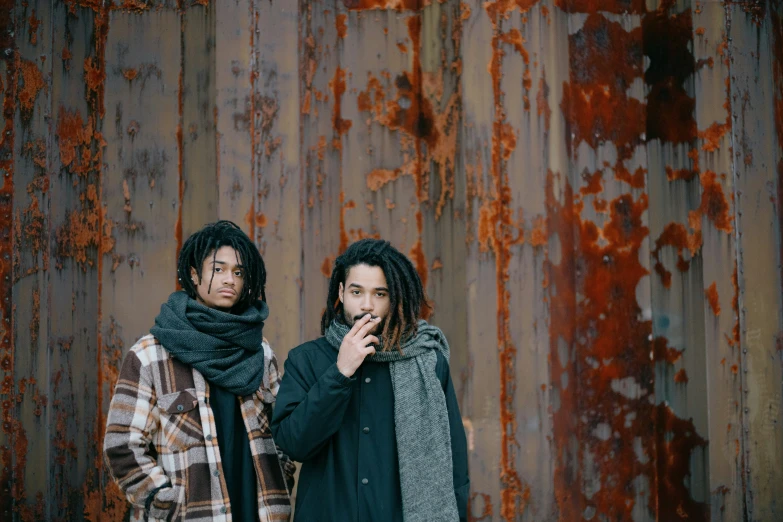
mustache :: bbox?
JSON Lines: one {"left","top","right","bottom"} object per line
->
{"left": 353, "top": 314, "right": 380, "bottom": 322}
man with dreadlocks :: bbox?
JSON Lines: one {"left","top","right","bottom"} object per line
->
{"left": 104, "top": 220, "right": 295, "bottom": 522}
{"left": 272, "top": 238, "right": 469, "bottom": 522}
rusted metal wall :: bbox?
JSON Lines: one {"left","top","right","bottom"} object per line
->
{"left": 2, "top": 0, "right": 782, "bottom": 520}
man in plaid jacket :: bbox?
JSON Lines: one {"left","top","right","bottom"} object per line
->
{"left": 104, "top": 221, "right": 295, "bottom": 521}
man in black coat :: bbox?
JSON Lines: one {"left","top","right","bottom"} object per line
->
{"left": 271, "top": 238, "right": 469, "bottom": 522}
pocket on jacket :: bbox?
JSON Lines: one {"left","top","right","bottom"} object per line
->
{"left": 157, "top": 389, "right": 203, "bottom": 451}
{"left": 148, "top": 481, "right": 187, "bottom": 522}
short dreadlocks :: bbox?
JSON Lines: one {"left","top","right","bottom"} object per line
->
{"left": 177, "top": 220, "right": 266, "bottom": 312}
{"left": 321, "top": 238, "right": 429, "bottom": 350}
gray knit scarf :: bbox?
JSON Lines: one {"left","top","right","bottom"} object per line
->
{"left": 325, "top": 319, "right": 459, "bottom": 522}
{"left": 150, "top": 291, "right": 268, "bottom": 396}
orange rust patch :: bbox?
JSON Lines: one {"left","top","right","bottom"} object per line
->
{"left": 699, "top": 121, "right": 731, "bottom": 152}
{"left": 27, "top": 10, "right": 42, "bottom": 45}
{"left": 699, "top": 171, "right": 733, "bottom": 233}
{"left": 256, "top": 213, "right": 268, "bottom": 228}
{"left": 529, "top": 216, "right": 547, "bottom": 247}
{"left": 336, "top": 14, "right": 348, "bottom": 38}
{"left": 615, "top": 163, "right": 646, "bottom": 189}
{"left": 367, "top": 168, "right": 404, "bottom": 191}
{"left": 652, "top": 222, "right": 701, "bottom": 288}
{"left": 343, "top": 0, "right": 421, "bottom": 10}
{"left": 673, "top": 368, "right": 689, "bottom": 383}
{"left": 580, "top": 170, "right": 603, "bottom": 196}
{"left": 705, "top": 282, "right": 720, "bottom": 316}
{"left": 83, "top": 57, "right": 104, "bottom": 94}
{"left": 562, "top": 14, "right": 644, "bottom": 158}
{"left": 330, "top": 67, "right": 352, "bottom": 138}
{"left": 18, "top": 59, "right": 45, "bottom": 114}
{"left": 122, "top": 68, "right": 138, "bottom": 81}
{"left": 321, "top": 257, "right": 333, "bottom": 278}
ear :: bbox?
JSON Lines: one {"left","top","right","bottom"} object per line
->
{"left": 338, "top": 282, "right": 344, "bottom": 303}
{"left": 190, "top": 266, "right": 199, "bottom": 283}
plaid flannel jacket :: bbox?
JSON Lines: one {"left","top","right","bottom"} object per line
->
{"left": 104, "top": 334, "right": 296, "bottom": 521}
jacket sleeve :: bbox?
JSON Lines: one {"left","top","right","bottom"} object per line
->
{"left": 271, "top": 351, "right": 355, "bottom": 462}
{"left": 103, "top": 350, "right": 179, "bottom": 519}
{"left": 264, "top": 344, "right": 297, "bottom": 489}
{"left": 439, "top": 354, "right": 470, "bottom": 522}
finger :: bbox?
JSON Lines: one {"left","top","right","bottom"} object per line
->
{"left": 356, "top": 316, "right": 381, "bottom": 339}
{"left": 347, "top": 314, "right": 372, "bottom": 337}
{"left": 362, "top": 344, "right": 377, "bottom": 356}
{"left": 362, "top": 335, "right": 380, "bottom": 347}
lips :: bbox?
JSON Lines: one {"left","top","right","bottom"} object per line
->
{"left": 218, "top": 289, "right": 236, "bottom": 297}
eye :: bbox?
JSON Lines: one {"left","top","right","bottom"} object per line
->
{"left": 376, "top": 292, "right": 387, "bottom": 298}
{"left": 351, "top": 290, "right": 361, "bottom": 296}
{"left": 213, "top": 267, "right": 222, "bottom": 273}
{"left": 234, "top": 271, "right": 243, "bottom": 277}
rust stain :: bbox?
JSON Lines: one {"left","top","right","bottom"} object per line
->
{"left": 122, "top": 68, "right": 138, "bottom": 81}
{"left": 556, "top": 0, "right": 647, "bottom": 13}
{"left": 652, "top": 222, "right": 701, "bottom": 288}
{"left": 468, "top": 492, "right": 493, "bottom": 521}
{"left": 321, "top": 256, "right": 333, "bottom": 278}
{"left": 548, "top": 170, "right": 709, "bottom": 520}
{"left": 343, "top": 0, "right": 422, "bottom": 10}
{"left": 536, "top": 74, "right": 550, "bottom": 132}
{"left": 0, "top": 6, "right": 17, "bottom": 513}
{"left": 356, "top": 16, "right": 460, "bottom": 217}
{"left": 705, "top": 282, "right": 720, "bottom": 316}
{"left": 336, "top": 13, "right": 348, "bottom": 39}
{"left": 330, "top": 66, "right": 352, "bottom": 141}
{"left": 27, "top": 9, "right": 41, "bottom": 45}
{"left": 673, "top": 368, "right": 689, "bottom": 383}
{"left": 484, "top": 1, "right": 539, "bottom": 518}
{"left": 699, "top": 171, "right": 733, "bottom": 234}
{"left": 654, "top": 404, "right": 707, "bottom": 521}
{"left": 644, "top": 10, "right": 697, "bottom": 145}
{"left": 561, "top": 14, "right": 644, "bottom": 159}
{"left": 18, "top": 58, "right": 44, "bottom": 115}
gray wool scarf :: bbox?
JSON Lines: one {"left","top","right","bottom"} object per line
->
{"left": 326, "top": 319, "right": 459, "bottom": 522}
{"left": 150, "top": 291, "right": 269, "bottom": 396}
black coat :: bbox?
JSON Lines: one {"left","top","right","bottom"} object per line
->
{"left": 271, "top": 337, "right": 470, "bottom": 522}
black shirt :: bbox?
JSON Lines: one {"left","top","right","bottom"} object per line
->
{"left": 210, "top": 384, "right": 259, "bottom": 522}
{"left": 271, "top": 337, "right": 469, "bottom": 522}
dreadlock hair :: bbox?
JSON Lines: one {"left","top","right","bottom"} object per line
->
{"left": 321, "top": 238, "right": 430, "bottom": 351}
{"left": 177, "top": 220, "right": 266, "bottom": 312}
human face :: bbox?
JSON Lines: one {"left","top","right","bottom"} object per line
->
{"left": 339, "top": 264, "right": 390, "bottom": 334}
{"left": 190, "top": 246, "right": 245, "bottom": 311}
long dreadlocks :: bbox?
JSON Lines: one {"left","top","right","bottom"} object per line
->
{"left": 321, "top": 238, "right": 430, "bottom": 351}
{"left": 177, "top": 220, "right": 266, "bottom": 312}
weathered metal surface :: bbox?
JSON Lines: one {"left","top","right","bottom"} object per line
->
{"left": 2, "top": 0, "right": 782, "bottom": 520}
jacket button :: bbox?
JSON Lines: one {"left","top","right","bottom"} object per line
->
{"left": 220, "top": 507, "right": 227, "bottom": 514}
{"left": 363, "top": 427, "right": 370, "bottom": 434}
{"left": 362, "top": 478, "right": 369, "bottom": 485}
{"left": 176, "top": 405, "right": 184, "bottom": 412}
{"left": 213, "top": 470, "right": 220, "bottom": 477}
{"left": 206, "top": 434, "right": 213, "bottom": 441}
{"left": 364, "top": 377, "right": 371, "bottom": 384}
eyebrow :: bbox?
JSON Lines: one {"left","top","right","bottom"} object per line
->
{"left": 210, "top": 260, "right": 245, "bottom": 268}
{"left": 348, "top": 282, "right": 388, "bottom": 292}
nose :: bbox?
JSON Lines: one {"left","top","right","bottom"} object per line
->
{"left": 224, "top": 270, "right": 235, "bottom": 285}
{"left": 360, "top": 294, "right": 373, "bottom": 311}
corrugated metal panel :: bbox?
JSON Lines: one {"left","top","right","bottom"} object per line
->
{"left": 1, "top": 0, "right": 782, "bottom": 520}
